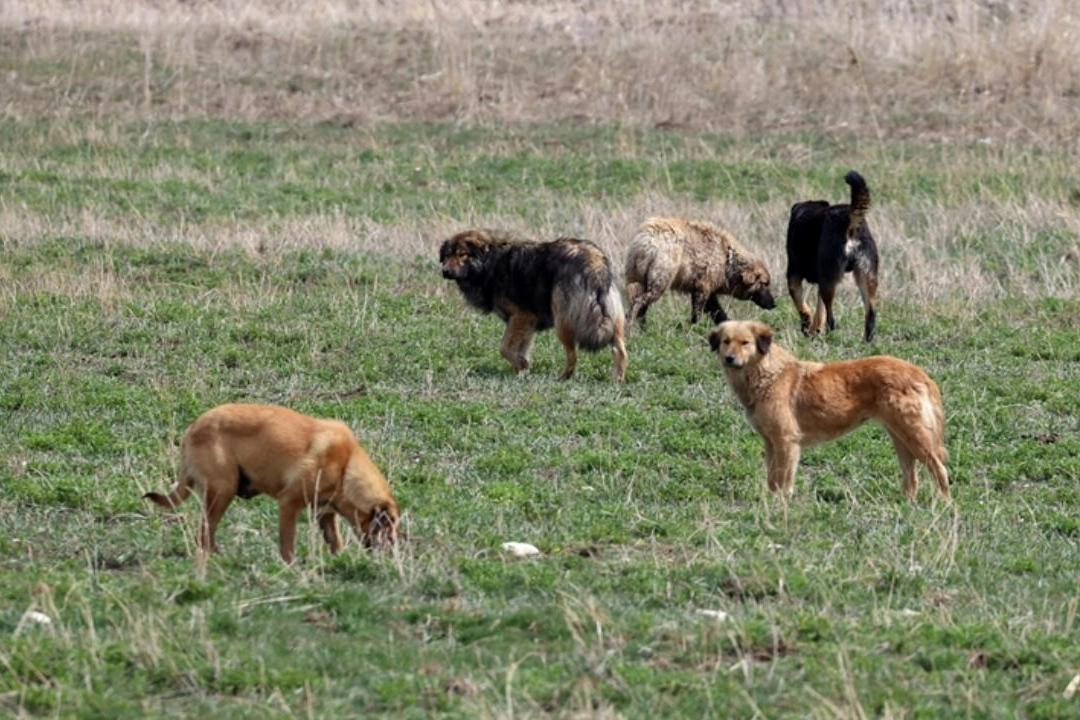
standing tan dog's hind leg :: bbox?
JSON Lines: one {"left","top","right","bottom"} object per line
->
{"left": 888, "top": 430, "right": 920, "bottom": 501}
{"left": 883, "top": 418, "right": 951, "bottom": 501}
{"left": 926, "top": 454, "right": 951, "bottom": 501}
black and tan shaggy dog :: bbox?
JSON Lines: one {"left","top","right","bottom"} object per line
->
{"left": 440, "top": 229, "right": 628, "bottom": 382}
{"left": 786, "top": 170, "right": 880, "bottom": 341}
{"left": 708, "top": 321, "right": 950, "bottom": 501}
{"left": 625, "top": 217, "right": 775, "bottom": 327}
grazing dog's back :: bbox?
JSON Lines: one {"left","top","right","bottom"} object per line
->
{"left": 144, "top": 403, "right": 400, "bottom": 563}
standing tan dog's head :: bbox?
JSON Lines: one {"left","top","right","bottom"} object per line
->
{"left": 708, "top": 320, "right": 773, "bottom": 369}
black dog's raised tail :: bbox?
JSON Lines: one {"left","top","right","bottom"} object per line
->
{"left": 844, "top": 170, "right": 871, "bottom": 235}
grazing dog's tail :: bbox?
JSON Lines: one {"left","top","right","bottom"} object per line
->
{"left": 144, "top": 456, "right": 195, "bottom": 509}
{"left": 844, "top": 170, "right": 871, "bottom": 235}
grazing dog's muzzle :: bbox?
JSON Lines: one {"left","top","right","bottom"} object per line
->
{"left": 753, "top": 288, "right": 777, "bottom": 310}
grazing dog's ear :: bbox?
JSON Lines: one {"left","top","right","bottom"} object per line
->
{"left": 754, "top": 324, "right": 773, "bottom": 356}
{"left": 708, "top": 327, "right": 723, "bottom": 352}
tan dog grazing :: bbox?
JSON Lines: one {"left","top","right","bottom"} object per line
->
{"left": 144, "top": 403, "right": 399, "bottom": 563}
{"left": 625, "top": 217, "right": 775, "bottom": 327}
{"left": 708, "top": 321, "right": 950, "bottom": 501}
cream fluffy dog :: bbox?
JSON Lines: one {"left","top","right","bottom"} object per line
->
{"left": 144, "top": 403, "right": 400, "bottom": 563}
{"left": 709, "top": 321, "right": 950, "bottom": 501}
{"left": 625, "top": 217, "right": 775, "bottom": 326}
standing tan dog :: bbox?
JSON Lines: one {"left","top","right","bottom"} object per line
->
{"left": 708, "top": 321, "right": 950, "bottom": 501}
{"left": 625, "top": 217, "right": 775, "bottom": 327}
{"left": 144, "top": 404, "right": 400, "bottom": 563}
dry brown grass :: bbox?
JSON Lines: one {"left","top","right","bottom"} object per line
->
{"left": 4, "top": 0, "right": 1079, "bottom": 139}
{"left": 2, "top": 0, "right": 1077, "bottom": 308}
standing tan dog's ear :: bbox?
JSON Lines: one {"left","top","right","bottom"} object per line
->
{"left": 753, "top": 323, "right": 773, "bottom": 356}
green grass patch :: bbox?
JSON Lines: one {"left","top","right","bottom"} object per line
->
{"left": 1, "top": 119, "right": 1079, "bottom": 717}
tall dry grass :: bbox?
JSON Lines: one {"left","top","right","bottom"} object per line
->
{"left": 3, "top": 0, "right": 1079, "bottom": 139}
{"left": 2, "top": 0, "right": 1078, "bottom": 306}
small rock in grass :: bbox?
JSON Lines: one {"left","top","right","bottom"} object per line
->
{"left": 696, "top": 609, "right": 729, "bottom": 621}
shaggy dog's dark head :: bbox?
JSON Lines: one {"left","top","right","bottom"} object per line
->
{"left": 439, "top": 230, "right": 495, "bottom": 281}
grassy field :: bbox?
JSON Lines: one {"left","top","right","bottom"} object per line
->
{"left": 3, "top": 2, "right": 1080, "bottom": 718}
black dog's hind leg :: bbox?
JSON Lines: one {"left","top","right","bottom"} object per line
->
{"left": 787, "top": 276, "right": 813, "bottom": 336}
{"left": 816, "top": 282, "right": 838, "bottom": 335}
{"left": 854, "top": 267, "right": 878, "bottom": 342}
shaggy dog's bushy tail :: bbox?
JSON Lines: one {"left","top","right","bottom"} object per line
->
{"left": 845, "top": 170, "right": 871, "bottom": 235}
{"left": 554, "top": 265, "right": 626, "bottom": 352}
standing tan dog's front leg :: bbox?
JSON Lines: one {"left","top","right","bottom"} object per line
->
{"left": 768, "top": 440, "right": 801, "bottom": 497}
{"left": 762, "top": 436, "right": 777, "bottom": 491}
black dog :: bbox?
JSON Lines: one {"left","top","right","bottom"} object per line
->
{"left": 439, "top": 229, "right": 628, "bottom": 382}
{"left": 785, "top": 170, "right": 879, "bottom": 341}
